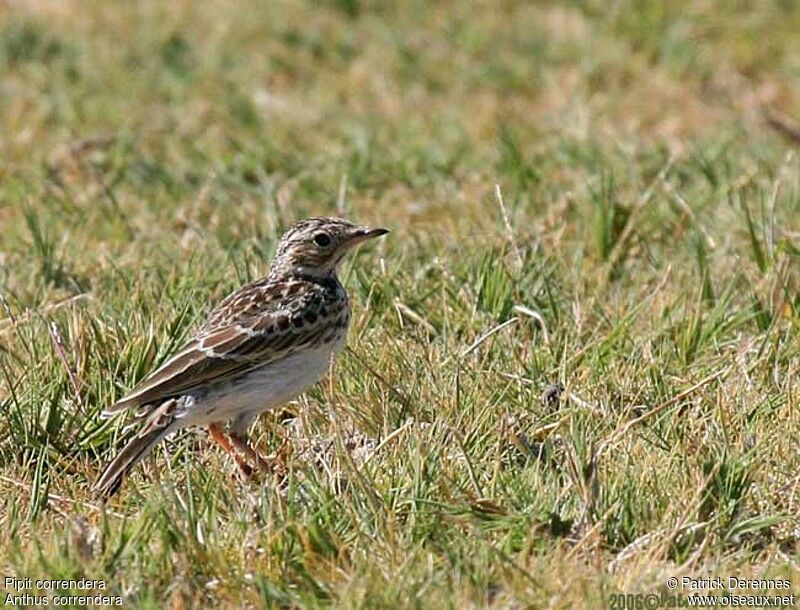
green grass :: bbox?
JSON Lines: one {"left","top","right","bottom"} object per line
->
{"left": 1, "top": 0, "right": 799, "bottom": 607}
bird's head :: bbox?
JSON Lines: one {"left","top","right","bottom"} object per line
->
{"left": 271, "top": 217, "right": 389, "bottom": 277}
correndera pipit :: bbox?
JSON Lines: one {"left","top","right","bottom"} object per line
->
{"left": 94, "top": 217, "right": 388, "bottom": 498}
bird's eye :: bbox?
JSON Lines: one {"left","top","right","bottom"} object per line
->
{"left": 313, "top": 233, "right": 332, "bottom": 247}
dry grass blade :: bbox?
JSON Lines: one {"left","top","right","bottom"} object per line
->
{"left": 597, "top": 367, "right": 730, "bottom": 459}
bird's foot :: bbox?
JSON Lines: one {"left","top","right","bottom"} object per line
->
{"left": 208, "top": 423, "right": 254, "bottom": 477}
{"left": 229, "top": 433, "right": 291, "bottom": 478}
{"left": 208, "top": 423, "right": 292, "bottom": 481}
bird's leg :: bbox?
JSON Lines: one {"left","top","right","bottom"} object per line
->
{"left": 228, "top": 410, "right": 281, "bottom": 474}
{"left": 208, "top": 423, "right": 253, "bottom": 477}
{"left": 226, "top": 412, "right": 292, "bottom": 477}
{"left": 228, "top": 432, "right": 274, "bottom": 473}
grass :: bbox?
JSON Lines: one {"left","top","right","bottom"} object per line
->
{"left": 0, "top": 0, "right": 799, "bottom": 607}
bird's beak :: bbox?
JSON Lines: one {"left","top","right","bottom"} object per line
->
{"left": 343, "top": 226, "right": 390, "bottom": 248}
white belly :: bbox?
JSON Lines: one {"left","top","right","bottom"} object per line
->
{"left": 186, "top": 342, "right": 341, "bottom": 426}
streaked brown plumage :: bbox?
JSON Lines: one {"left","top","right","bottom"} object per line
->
{"left": 94, "top": 217, "right": 388, "bottom": 497}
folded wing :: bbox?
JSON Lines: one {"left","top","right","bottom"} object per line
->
{"left": 104, "top": 282, "right": 329, "bottom": 416}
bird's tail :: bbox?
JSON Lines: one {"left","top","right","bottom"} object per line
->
{"left": 93, "top": 424, "right": 174, "bottom": 498}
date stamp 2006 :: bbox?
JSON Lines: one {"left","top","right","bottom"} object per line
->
{"left": 609, "top": 577, "right": 796, "bottom": 609}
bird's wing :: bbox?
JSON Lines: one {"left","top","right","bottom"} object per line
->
{"left": 104, "top": 281, "right": 332, "bottom": 415}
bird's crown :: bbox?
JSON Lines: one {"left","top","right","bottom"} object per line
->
{"left": 271, "top": 217, "right": 388, "bottom": 277}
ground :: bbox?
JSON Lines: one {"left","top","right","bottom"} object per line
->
{"left": 0, "top": 1, "right": 799, "bottom": 608}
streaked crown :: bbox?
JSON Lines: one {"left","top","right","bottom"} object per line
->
{"left": 271, "top": 217, "right": 388, "bottom": 276}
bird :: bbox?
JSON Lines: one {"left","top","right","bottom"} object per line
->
{"left": 93, "top": 217, "right": 389, "bottom": 498}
